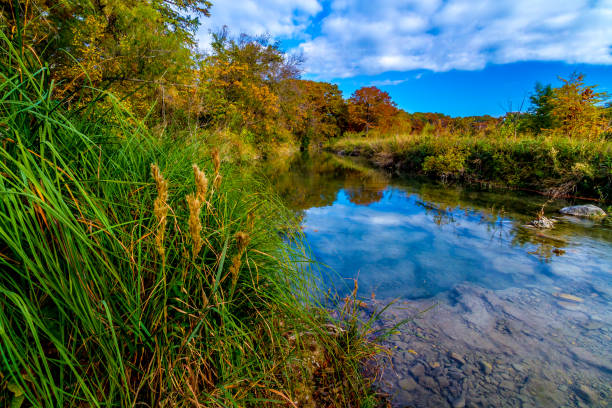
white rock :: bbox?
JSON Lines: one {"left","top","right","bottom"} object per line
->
{"left": 559, "top": 205, "right": 606, "bottom": 217}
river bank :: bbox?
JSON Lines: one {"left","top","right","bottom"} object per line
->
{"left": 0, "top": 48, "right": 386, "bottom": 407}
{"left": 327, "top": 133, "right": 612, "bottom": 203}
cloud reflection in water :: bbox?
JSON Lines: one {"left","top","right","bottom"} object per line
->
{"left": 301, "top": 187, "right": 612, "bottom": 300}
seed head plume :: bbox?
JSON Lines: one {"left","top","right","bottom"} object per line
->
{"left": 235, "top": 231, "right": 250, "bottom": 254}
{"left": 229, "top": 231, "right": 250, "bottom": 288}
{"left": 213, "top": 174, "right": 222, "bottom": 191}
{"left": 192, "top": 164, "right": 208, "bottom": 203}
{"left": 186, "top": 194, "right": 203, "bottom": 259}
{"left": 211, "top": 149, "right": 222, "bottom": 191}
{"left": 212, "top": 149, "right": 220, "bottom": 176}
{"left": 151, "top": 163, "right": 168, "bottom": 260}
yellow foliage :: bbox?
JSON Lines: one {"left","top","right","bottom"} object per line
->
{"left": 549, "top": 73, "right": 609, "bottom": 140}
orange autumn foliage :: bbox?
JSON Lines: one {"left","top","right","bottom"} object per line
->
{"left": 347, "top": 86, "right": 398, "bottom": 133}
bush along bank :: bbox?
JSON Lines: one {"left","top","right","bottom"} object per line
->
{"left": 0, "top": 39, "right": 387, "bottom": 408}
{"left": 328, "top": 133, "right": 612, "bottom": 202}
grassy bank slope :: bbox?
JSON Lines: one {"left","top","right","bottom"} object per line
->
{"left": 0, "top": 40, "right": 383, "bottom": 407}
{"left": 329, "top": 132, "right": 612, "bottom": 201}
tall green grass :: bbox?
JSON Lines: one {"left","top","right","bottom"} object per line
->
{"left": 0, "top": 35, "right": 384, "bottom": 407}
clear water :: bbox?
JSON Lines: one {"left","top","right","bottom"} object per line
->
{"left": 268, "top": 153, "right": 612, "bottom": 301}
{"left": 266, "top": 152, "right": 612, "bottom": 407}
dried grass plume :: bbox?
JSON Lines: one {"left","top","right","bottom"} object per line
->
{"left": 151, "top": 163, "right": 168, "bottom": 259}
{"left": 186, "top": 194, "right": 203, "bottom": 259}
{"left": 192, "top": 164, "right": 208, "bottom": 203}
{"left": 229, "top": 231, "right": 250, "bottom": 288}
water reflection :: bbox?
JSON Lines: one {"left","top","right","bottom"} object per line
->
{"left": 264, "top": 153, "right": 612, "bottom": 300}
{"left": 262, "top": 152, "right": 389, "bottom": 211}
{"left": 266, "top": 153, "right": 612, "bottom": 408}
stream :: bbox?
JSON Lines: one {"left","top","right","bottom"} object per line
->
{"left": 268, "top": 153, "right": 612, "bottom": 408}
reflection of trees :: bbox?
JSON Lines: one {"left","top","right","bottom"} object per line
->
{"left": 416, "top": 183, "right": 464, "bottom": 209}
{"left": 344, "top": 187, "right": 384, "bottom": 206}
{"left": 410, "top": 182, "right": 574, "bottom": 261}
{"left": 512, "top": 228, "right": 568, "bottom": 262}
{"left": 415, "top": 184, "right": 509, "bottom": 231}
{"left": 265, "top": 152, "right": 610, "bottom": 262}
{"left": 262, "top": 153, "right": 389, "bottom": 210}
{"left": 416, "top": 200, "right": 456, "bottom": 226}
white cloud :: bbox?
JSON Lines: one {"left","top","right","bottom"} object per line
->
{"left": 297, "top": 0, "right": 612, "bottom": 79}
{"left": 370, "top": 78, "right": 409, "bottom": 86}
{"left": 196, "top": 0, "right": 322, "bottom": 51}
{"left": 197, "top": 0, "right": 612, "bottom": 79}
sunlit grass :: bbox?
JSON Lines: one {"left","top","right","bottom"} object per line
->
{"left": 0, "top": 34, "right": 386, "bottom": 407}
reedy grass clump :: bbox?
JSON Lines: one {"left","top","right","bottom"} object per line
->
{"left": 0, "top": 36, "right": 385, "bottom": 407}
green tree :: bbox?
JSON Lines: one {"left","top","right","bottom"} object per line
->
{"left": 1, "top": 0, "right": 211, "bottom": 116}
{"left": 525, "top": 82, "right": 554, "bottom": 133}
{"left": 198, "top": 28, "right": 300, "bottom": 140}
{"left": 281, "top": 79, "right": 348, "bottom": 150}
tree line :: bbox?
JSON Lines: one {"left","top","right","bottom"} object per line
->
{"left": 2, "top": 0, "right": 610, "bottom": 151}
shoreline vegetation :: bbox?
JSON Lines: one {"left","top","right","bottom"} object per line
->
{"left": 327, "top": 131, "right": 612, "bottom": 202}
{"left": 0, "top": 30, "right": 386, "bottom": 408}
{"left": 1, "top": 1, "right": 611, "bottom": 407}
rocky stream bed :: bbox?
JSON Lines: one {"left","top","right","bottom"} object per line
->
{"left": 365, "top": 283, "right": 612, "bottom": 407}
{"left": 278, "top": 154, "right": 612, "bottom": 407}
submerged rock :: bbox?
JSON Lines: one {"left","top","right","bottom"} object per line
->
{"left": 553, "top": 292, "right": 583, "bottom": 303}
{"left": 398, "top": 377, "right": 417, "bottom": 391}
{"left": 478, "top": 359, "right": 492, "bottom": 375}
{"left": 569, "top": 347, "right": 612, "bottom": 373}
{"left": 449, "top": 352, "right": 466, "bottom": 365}
{"left": 529, "top": 216, "right": 555, "bottom": 229}
{"left": 450, "top": 394, "right": 466, "bottom": 408}
{"left": 559, "top": 204, "right": 606, "bottom": 217}
{"left": 573, "top": 384, "right": 597, "bottom": 403}
{"left": 580, "top": 320, "right": 605, "bottom": 331}
{"left": 409, "top": 363, "right": 425, "bottom": 379}
{"left": 418, "top": 375, "right": 438, "bottom": 391}
{"left": 377, "top": 283, "right": 612, "bottom": 408}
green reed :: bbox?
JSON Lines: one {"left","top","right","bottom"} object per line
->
{"left": 0, "top": 33, "right": 385, "bottom": 407}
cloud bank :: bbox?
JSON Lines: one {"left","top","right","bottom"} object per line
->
{"left": 199, "top": 0, "right": 612, "bottom": 79}
{"left": 197, "top": 0, "right": 321, "bottom": 48}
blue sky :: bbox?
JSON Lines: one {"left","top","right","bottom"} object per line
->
{"left": 197, "top": 0, "right": 612, "bottom": 116}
